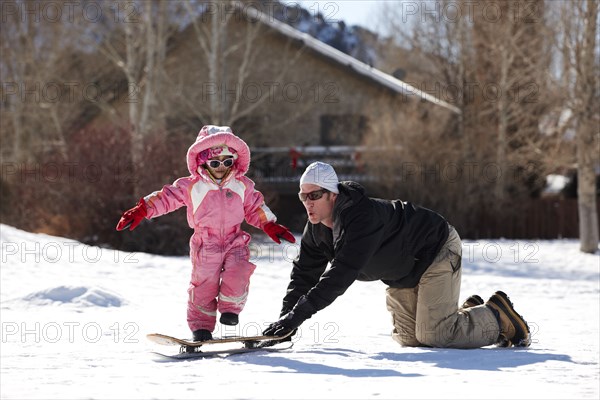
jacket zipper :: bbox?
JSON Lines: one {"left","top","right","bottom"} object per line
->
{"left": 219, "top": 184, "right": 225, "bottom": 247}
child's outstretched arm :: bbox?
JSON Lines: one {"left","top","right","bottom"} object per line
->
{"left": 116, "top": 178, "right": 190, "bottom": 231}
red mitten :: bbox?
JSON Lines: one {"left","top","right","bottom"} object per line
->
{"left": 116, "top": 198, "right": 147, "bottom": 231}
{"left": 263, "top": 221, "right": 296, "bottom": 244}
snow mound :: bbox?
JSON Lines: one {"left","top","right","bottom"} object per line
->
{"left": 24, "top": 286, "right": 125, "bottom": 307}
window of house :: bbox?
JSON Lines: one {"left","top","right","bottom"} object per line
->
{"left": 320, "top": 115, "right": 368, "bottom": 146}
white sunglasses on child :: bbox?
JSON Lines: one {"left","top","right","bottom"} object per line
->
{"left": 207, "top": 158, "right": 234, "bottom": 168}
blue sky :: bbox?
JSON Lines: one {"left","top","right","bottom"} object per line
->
{"left": 282, "top": 1, "right": 387, "bottom": 29}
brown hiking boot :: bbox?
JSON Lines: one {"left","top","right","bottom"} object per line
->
{"left": 486, "top": 291, "right": 531, "bottom": 347}
{"left": 461, "top": 294, "right": 484, "bottom": 309}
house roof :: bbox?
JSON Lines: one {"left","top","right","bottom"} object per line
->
{"left": 243, "top": 4, "right": 461, "bottom": 114}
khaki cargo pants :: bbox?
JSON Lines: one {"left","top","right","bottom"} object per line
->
{"left": 385, "top": 226, "right": 500, "bottom": 348}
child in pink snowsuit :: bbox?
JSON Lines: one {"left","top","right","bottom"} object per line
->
{"left": 116, "top": 125, "right": 295, "bottom": 341}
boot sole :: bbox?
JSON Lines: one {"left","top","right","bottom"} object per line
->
{"left": 488, "top": 292, "right": 531, "bottom": 347}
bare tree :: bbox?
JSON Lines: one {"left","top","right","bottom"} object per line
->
{"left": 471, "top": 1, "right": 553, "bottom": 204}
{"left": 371, "top": 0, "right": 574, "bottom": 237}
{"left": 559, "top": 0, "right": 599, "bottom": 253}
{"left": 0, "top": 0, "right": 78, "bottom": 162}
{"left": 181, "top": 0, "right": 257, "bottom": 124}
{"left": 91, "top": 0, "right": 177, "bottom": 171}
{"left": 176, "top": 0, "right": 309, "bottom": 130}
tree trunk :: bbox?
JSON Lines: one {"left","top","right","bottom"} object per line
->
{"left": 124, "top": 18, "right": 144, "bottom": 184}
{"left": 496, "top": 44, "right": 510, "bottom": 206}
{"left": 576, "top": 0, "right": 599, "bottom": 253}
{"left": 577, "top": 118, "right": 599, "bottom": 253}
{"left": 209, "top": 8, "right": 221, "bottom": 124}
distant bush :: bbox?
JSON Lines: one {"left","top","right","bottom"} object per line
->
{"left": 1, "top": 127, "right": 196, "bottom": 255}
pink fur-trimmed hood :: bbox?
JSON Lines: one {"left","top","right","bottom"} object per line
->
{"left": 186, "top": 125, "right": 251, "bottom": 178}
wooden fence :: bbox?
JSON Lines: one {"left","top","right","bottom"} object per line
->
{"left": 453, "top": 198, "right": 597, "bottom": 239}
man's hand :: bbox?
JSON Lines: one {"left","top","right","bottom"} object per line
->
{"left": 260, "top": 323, "right": 296, "bottom": 348}
{"left": 263, "top": 222, "right": 296, "bottom": 244}
{"left": 262, "top": 296, "right": 315, "bottom": 337}
{"left": 263, "top": 318, "right": 297, "bottom": 338}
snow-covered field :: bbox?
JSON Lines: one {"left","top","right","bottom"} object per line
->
{"left": 1, "top": 223, "right": 598, "bottom": 399}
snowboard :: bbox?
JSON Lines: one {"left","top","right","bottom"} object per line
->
{"left": 151, "top": 343, "right": 292, "bottom": 361}
{"left": 146, "top": 330, "right": 294, "bottom": 348}
{"left": 147, "top": 331, "right": 294, "bottom": 361}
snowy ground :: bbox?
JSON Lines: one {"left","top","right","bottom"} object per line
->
{"left": 1, "top": 223, "right": 598, "bottom": 399}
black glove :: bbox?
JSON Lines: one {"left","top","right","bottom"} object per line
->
{"left": 263, "top": 320, "right": 295, "bottom": 338}
{"left": 263, "top": 296, "right": 316, "bottom": 337}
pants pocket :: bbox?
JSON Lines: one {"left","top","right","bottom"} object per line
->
{"left": 449, "top": 250, "right": 462, "bottom": 273}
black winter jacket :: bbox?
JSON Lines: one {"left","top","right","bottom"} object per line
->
{"left": 281, "top": 181, "right": 450, "bottom": 317}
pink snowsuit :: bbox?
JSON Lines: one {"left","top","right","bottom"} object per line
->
{"left": 143, "top": 126, "right": 277, "bottom": 332}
